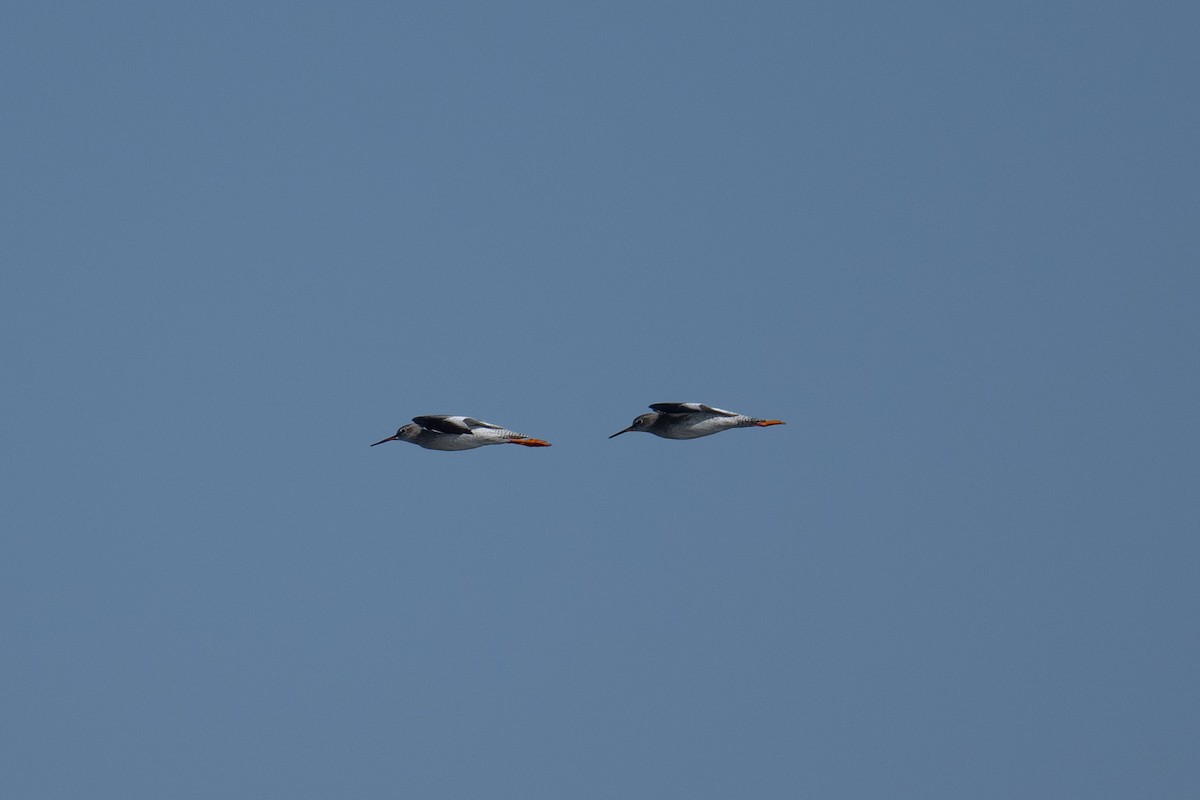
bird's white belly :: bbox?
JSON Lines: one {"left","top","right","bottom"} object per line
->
{"left": 417, "top": 428, "right": 515, "bottom": 450}
{"left": 417, "top": 432, "right": 490, "bottom": 450}
{"left": 657, "top": 416, "right": 736, "bottom": 439}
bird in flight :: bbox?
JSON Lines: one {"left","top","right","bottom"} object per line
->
{"left": 371, "top": 415, "right": 551, "bottom": 450}
{"left": 609, "top": 403, "right": 784, "bottom": 440}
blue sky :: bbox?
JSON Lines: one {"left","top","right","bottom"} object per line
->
{"left": 3, "top": 2, "right": 1198, "bottom": 798}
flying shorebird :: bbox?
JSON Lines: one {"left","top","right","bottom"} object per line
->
{"left": 609, "top": 403, "right": 785, "bottom": 440}
{"left": 371, "top": 415, "right": 551, "bottom": 450}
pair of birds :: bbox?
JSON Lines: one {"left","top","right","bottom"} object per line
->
{"left": 370, "top": 403, "right": 785, "bottom": 451}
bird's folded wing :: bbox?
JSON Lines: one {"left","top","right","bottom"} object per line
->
{"left": 413, "top": 415, "right": 475, "bottom": 434}
{"left": 462, "top": 417, "right": 504, "bottom": 431}
{"left": 650, "top": 402, "right": 736, "bottom": 416}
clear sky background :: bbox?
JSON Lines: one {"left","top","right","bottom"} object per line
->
{"left": 3, "top": 2, "right": 1198, "bottom": 798}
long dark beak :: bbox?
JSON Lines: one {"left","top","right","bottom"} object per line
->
{"left": 608, "top": 427, "right": 633, "bottom": 439}
{"left": 370, "top": 434, "right": 400, "bottom": 446}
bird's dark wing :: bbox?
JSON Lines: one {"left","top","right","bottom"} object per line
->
{"left": 413, "top": 415, "right": 474, "bottom": 435}
{"left": 650, "top": 402, "right": 737, "bottom": 416}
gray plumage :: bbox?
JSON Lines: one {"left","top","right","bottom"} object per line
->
{"left": 371, "top": 415, "right": 551, "bottom": 451}
{"left": 609, "top": 403, "right": 785, "bottom": 440}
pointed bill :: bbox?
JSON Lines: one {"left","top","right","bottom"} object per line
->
{"left": 370, "top": 434, "right": 401, "bottom": 446}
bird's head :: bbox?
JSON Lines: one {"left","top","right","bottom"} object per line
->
{"left": 370, "top": 423, "right": 421, "bottom": 446}
{"left": 609, "top": 413, "right": 656, "bottom": 438}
